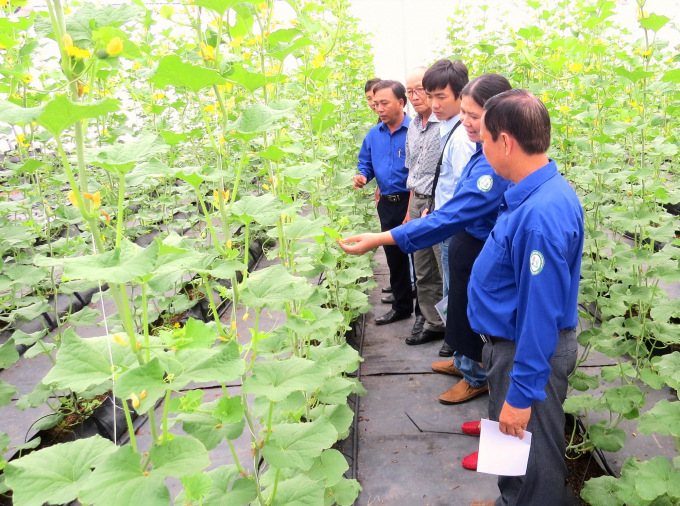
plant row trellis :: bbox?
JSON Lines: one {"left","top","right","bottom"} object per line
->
{"left": 0, "top": 0, "right": 382, "bottom": 505}
{"left": 439, "top": 0, "right": 680, "bottom": 504}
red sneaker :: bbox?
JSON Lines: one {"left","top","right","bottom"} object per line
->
{"left": 462, "top": 451, "right": 478, "bottom": 471}
{"left": 461, "top": 420, "right": 482, "bottom": 436}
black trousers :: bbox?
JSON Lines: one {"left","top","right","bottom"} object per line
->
{"left": 377, "top": 195, "right": 413, "bottom": 314}
{"left": 444, "top": 230, "right": 486, "bottom": 361}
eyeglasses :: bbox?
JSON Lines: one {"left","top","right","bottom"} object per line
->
{"left": 406, "top": 88, "right": 425, "bottom": 97}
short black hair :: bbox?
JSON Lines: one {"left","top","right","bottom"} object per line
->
{"left": 461, "top": 74, "right": 512, "bottom": 108}
{"left": 372, "top": 80, "right": 407, "bottom": 106}
{"left": 483, "top": 89, "right": 551, "bottom": 155}
{"left": 364, "top": 78, "right": 381, "bottom": 94}
{"left": 422, "top": 59, "right": 469, "bottom": 98}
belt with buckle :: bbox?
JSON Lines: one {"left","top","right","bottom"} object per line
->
{"left": 383, "top": 193, "right": 408, "bottom": 202}
{"left": 413, "top": 192, "right": 431, "bottom": 199}
{"left": 482, "top": 328, "right": 574, "bottom": 344}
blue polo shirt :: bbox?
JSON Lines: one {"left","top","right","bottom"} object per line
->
{"left": 391, "top": 144, "right": 509, "bottom": 252}
{"left": 357, "top": 114, "right": 411, "bottom": 195}
{"left": 468, "top": 160, "right": 584, "bottom": 409}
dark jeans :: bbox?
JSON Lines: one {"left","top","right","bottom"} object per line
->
{"left": 483, "top": 330, "right": 578, "bottom": 506}
{"left": 444, "top": 230, "right": 486, "bottom": 361}
{"left": 377, "top": 195, "right": 413, "bottom": 314}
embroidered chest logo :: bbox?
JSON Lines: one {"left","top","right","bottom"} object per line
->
{"left": 529, "top": 250, "right": 544, "bottom": 275}
{"left": 477, "top": 175, "right": 493, "bottom": 192}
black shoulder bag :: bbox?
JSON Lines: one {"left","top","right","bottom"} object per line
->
{"left": 427, "top": 120, "right": 462, "bottom": 214}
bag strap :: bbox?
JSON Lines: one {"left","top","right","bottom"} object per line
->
{"left": 427, "top": 119, "right": 461, "bottom": 214}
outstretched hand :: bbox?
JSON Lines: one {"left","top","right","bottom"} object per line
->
{"left": 353, "top": 174, "right": 368, "bottom": 190}
{"left": 338, "top": 232, "right": 395, "bottom": 255}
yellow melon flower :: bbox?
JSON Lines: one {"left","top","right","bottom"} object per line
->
{"left": 65, "top": 45, "right": 92, "bottom": 59}
{"left": 16, "top": 133, "right": 30, "bottom": 147}
{"left": 130, "top": 393, "right": 140, "bottom": 408}
{"left": 107, "top": 37, "right": 123, "bottom": 56}
{"left": 112, "top": 334, "right": 127, "bottom": 346}
{"left": 200, "top": 43, "right": 216, "bottom": 60}
{"left": 311, "top": 53, "right": 325, "bottom": 68}
{"left": 68, "top": 190, "right": 79, "bottom": 207}
{"left": 62, "top": 33, "right": 74, "bottom": 48}
{"left": 82, "top": 191, "right": 101, "bottom": 209}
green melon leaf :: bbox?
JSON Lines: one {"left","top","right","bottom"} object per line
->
{"left": 0, "top": 338, "right": 20, "bottom": 369}
{"left": 201, "top": 465, "right": 258, "bottom": 506}
{"left": 638, "top": 400, "right": 680, "bottom": 437}
{"left": 113, "top": 358, "right": 168, "bottom": 414}
{"left": 639, "top": 13, "right": 670, "bottom": 32}
{"left": 79, "top": 445, "right": 170, "bottom": 506}
{"left": 0, "top": 100, "right": 44, "bottom": 125}
{"left": 580, "top": 476, "right": 624, "bottom": 506}
{"left": 305, "top": 449, "right": 348, "bottom": 487}
{"left": 42, "top": 329, "right": 137, "bottom": 392}
{"left": 589, "top": 423, "right": 626, "bottom": 452}
{"left": 269, "top": 474, "right": 325, "bottom": 506}
{"left": 327, "top": 477, "right": 362, "bottom": 506}
{"left": 192, "top": 0, "right": 257, "bottom": 16}
{"left": 37, "top": 95, "right": 120, "bottom": 137}
{"left": 240, "top": 264, "right": 314, "bottom": 309}
{"left": 151, "top": 54, "right": 226, "bottom": 92}
{"left": 5, "top": 435, "right": 116, "bottom": 506}
{"left": 148, "top": 436, "right": 210, "bottom": 478}
{"left": 172, "top": 402, "right": 245, "bottom": 449}
{"left": 241, "top": 356, "right": 328, "bottom": 402}
{"left": 0, "top": 379, "right": 17, "bottom": 407}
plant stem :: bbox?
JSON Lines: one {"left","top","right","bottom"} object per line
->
{"left": 122, "top": 400, "right": 137, "bottom": 452}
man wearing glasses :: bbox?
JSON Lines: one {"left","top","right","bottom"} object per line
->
{"left": 401, "top": 67, "right": 447, "bottom": 345}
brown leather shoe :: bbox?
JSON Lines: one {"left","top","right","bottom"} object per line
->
{"left": 470, "top": 502, "right": 495, "bottom": 506}
{"left": 431, "top": 360, "right": 463, "bottom": 377}
{"left": 439, "top": 380, "right": 488, "bottom": 404}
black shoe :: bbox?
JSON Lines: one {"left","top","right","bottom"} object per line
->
{"left": 405, "top": 329, "right": 445, "bottom": 345}
{"left": 439, "top": 342, "right": 454, "bottom": 357}
{"left": 382, "top": 286, "right": 392, "bottom": 293}
{"left": 375, "top": 309, "right": 411, "bottom": 326}
{"left": 381, "top": 294, "right": 395, "bottom": 304}
{"left": 411, "top": 315, "right": 426, "bottom": 335}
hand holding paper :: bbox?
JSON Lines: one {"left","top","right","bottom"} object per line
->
{"left": 477, "top": 419, "right": 532, "bottom": 476}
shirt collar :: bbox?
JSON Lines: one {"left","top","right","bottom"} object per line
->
{"left": 426, "top": 112, "right": 440, "bottom": 124}
{"left": 379, "top": 113, "right": 411, "bottom": 133}
{"left": 411, "top": 111, "right": 440, "bottom": 132}
{"left": 502, "top": 159, "right": 558, "bottom": 212}
{"left": 440, "top": 113, "right": 461, "bottom": 138}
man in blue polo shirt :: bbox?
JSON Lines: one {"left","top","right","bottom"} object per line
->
{"left": 469, "top": 90, "right": 584, "bottom": 506}
{"left": 353, "top": 80, "right": 413, "bottom": 325}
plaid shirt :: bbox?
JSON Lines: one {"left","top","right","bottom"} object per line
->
{"left": 405, "top": 112, "right": 442, "bottom": 195}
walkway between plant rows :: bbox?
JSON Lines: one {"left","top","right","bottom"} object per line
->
{"left": 355, "top": 248, "right": 498, "bottom": 506}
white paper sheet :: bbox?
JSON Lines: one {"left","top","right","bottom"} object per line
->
{"left": 476, "top": 419, "right": 532, "bottom": 476}
{"left": 434, "top": 296, "right": 448, "bottom": 325}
